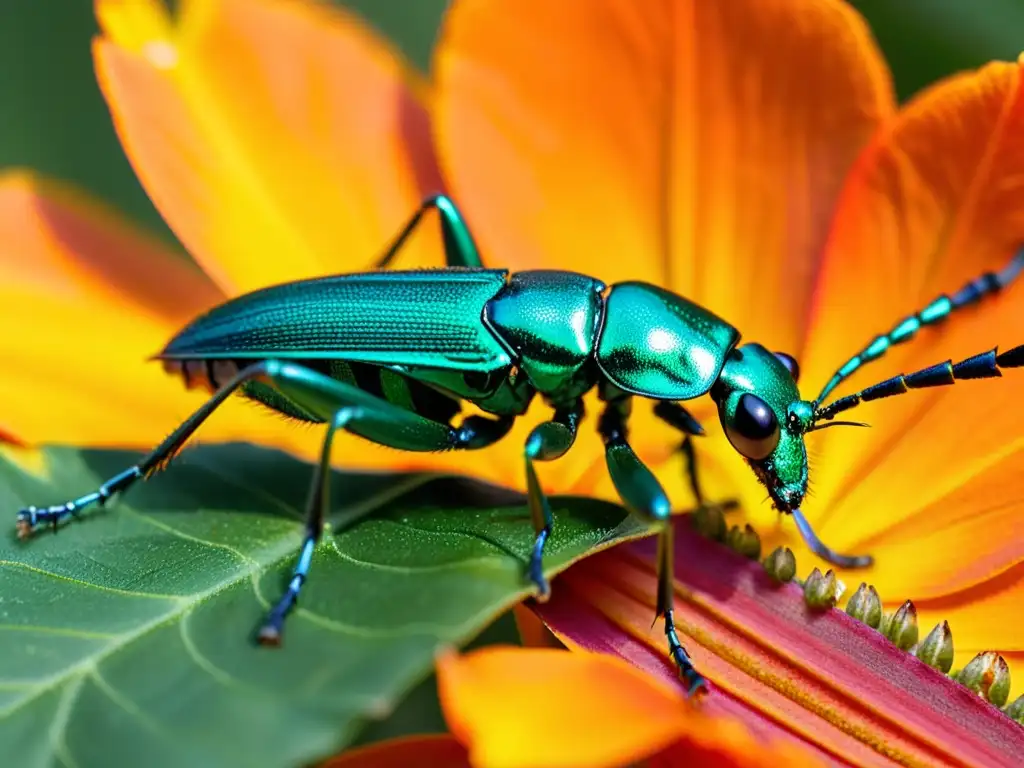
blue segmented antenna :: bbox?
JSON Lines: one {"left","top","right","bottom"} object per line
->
{"left": 815, "top": 344, "right": 1024, "bottom": 422}
{"left": 814, "top": 248, "right": 1024, "bottom": 407}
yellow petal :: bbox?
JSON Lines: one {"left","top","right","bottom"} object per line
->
{"left": 94, "top": 0, "right": 442, "bottom": 296}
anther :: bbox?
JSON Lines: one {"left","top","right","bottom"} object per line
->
{"left": 762, "top": 546, "right": 796, "bottom": 584}
{"left": 804, "top": 568, "right": 843, "bottom": 610}
{"left": 883, "top": 600, "right": 919, "bottom": 651}
{"left": 914, "top": 621, "right": 954, "bottom": 673}
{"left": 691, "top": 504, "right": 726, "bottom": 541}
{"left": 845, "top": 583, "right": 883, "bottom": 629}
{"left": 1004, "top": 695, "right": 1024, "bottom": 724}
{"left": 956, "top": 651, "right": 1011, "bottom": 707}
{"left": 725, "top": 524, "right": 761, "bottom": 560}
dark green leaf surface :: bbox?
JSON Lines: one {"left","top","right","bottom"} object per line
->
{"left": 0, "top": 444, "right": 648, "bottom": 768}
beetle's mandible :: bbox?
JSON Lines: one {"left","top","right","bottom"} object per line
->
{"left": 17, "top": 195, "right": 1024, "bottom": 695}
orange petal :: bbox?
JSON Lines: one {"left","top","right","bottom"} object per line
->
{"left": 0, "top": 176, "right": 321, "bottom": 457}
{"left": 917, "top": 565, "right": 1024, "bottom": 679}
{"left": 435, "top": 0, "right": 894, "bottom": 352}
{"left": 0, "top": 170, "right": 221, "bottom": 326}
{"left": 94, "top": 0, "right": 443, "bottom": 296}
{"left": 787, "top": 60, "right": 1024, "bottom": 650}
{"left": 802, "top": 59, "right": 1024, "bottom": 511}
{"left": 436, "top": 645, "right": 821, "bottom": 768}
{"left": 321, "top": 735, "right": 470, "bottom": 768}
{"left": 533, "top": 521, "right": 1024, "bottom": 767}
{"left": 437, "top": 645, "right": 690, "bottom": 768}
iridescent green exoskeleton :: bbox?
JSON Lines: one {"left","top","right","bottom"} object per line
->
{"left": 16, "top": 195, "right": 1024, "bottom": 696}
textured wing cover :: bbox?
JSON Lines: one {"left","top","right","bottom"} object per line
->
{"left": 161, "top": 270, "right": 512, "bottom": 371}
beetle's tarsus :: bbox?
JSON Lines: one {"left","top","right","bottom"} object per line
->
{"left": 664, "top": 609, "right": 707, "bottom": 698}
{"left": 528, "top": 526, "right": 551, "bottom": 601}
{"left": 16, "top": 465, "right": 145, "bottom": 540}
{"left": 256, "top": 622, "right": 283, "bottom": 647}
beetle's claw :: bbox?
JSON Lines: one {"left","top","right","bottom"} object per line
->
{"left": 256, "top": 624, "right": 282, "bottom": 647}
{"left": 15, "top": 510, "right": 34, "bottom": 540}
{"left": 528, "top": 559, "right": 550, "bottom": 603}
{"left": 533, "top": 578, "right": 551, "bottom": 603}
{"left": 684, "top": 671, "right": 709, "bottom": 698}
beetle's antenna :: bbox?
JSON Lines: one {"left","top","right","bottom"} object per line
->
{"left": 814, "top": 248, "right": 1024, "bottom": 407}
{"left": 791, "top": 507, "right": 872, "bottom": 568}
{"left": 814, "top": 344, "right": 1024, "bottom": 422}
{"left": 804, "top": 420, "right": 869, "bottom": 433}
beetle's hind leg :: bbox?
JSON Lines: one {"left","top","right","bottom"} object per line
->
{"left": 599, "top": 394, "right": 707, "bottom": 696}
{"left": 523, "top": 400, "right": 583, "bottom": 600}
{"left": 14, "top": 361, "right": 280, "bottom": 538}
{"left": 16, "top": 466, "right": 143, "bottom": 538}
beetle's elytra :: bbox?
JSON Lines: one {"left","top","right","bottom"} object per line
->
{"left": 17, "top": 195, "right": 1024, "bottom": 695}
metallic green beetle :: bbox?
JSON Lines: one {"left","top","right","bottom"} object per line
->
{"left": 16, "top": 195, "right": 1024, "bottom": 694}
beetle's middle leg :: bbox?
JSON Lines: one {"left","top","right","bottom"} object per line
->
{"left": 654, "top": 401, "right": 738, "bottom": 517}
{"left": 253, "top": 395, "right": 514, "bottom": 644}
{"left": 598, "top": 391, "right": 707, "bottom": 695}
{"left": 523, "top": 399, "right": 583, "bottom": 600}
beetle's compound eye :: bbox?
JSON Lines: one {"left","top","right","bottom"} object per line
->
{"left": 773, "top": 351, "right": 800, "bottom": 383}
{"left": 725, "top": 393, "right": 779, "bottom": 460}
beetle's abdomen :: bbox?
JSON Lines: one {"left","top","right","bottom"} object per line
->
{"left": 161, "top": 358, "right": 239, "bottom": 393}
{"left": 162, "top": 356, "right": 463, "bottom": 425}
{"left": 484, "top": 270, "right": 605, "bottom": 403}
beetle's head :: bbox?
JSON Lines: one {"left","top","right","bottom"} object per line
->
{"left": 711, "top": 343, "right": 815, "bottom": 512}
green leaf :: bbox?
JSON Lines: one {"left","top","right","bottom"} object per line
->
{"left": 0, "top": 444, "right": 648, "bottom": 768}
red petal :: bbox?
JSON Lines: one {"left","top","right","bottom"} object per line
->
{"left": 534, "top": 520, "right": 1024, "bottom": 767}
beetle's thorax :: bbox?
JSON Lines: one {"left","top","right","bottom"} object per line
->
{"left": 483, "top": 270, "right": 606, "bottom": 406}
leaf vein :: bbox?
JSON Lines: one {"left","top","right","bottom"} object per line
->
{"left": 0, "top": 624, "right": 119, "bottom": 640}
{"left": 326, "top": 536, "right": 518, "bottom": 575}
{"left": 89, "top": 666, "right": 175, "bottom": 743}
{"left": 122, "top": 505, "right": 264, "bottom": 568}
{"left": 48, "top": 673, "right": 85, "bottom": 768}
{"left": 0, "top": 561, "right": 181, "bottom": 601}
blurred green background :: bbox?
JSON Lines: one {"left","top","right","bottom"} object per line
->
{"left": 0, "top": 0, "right": 1020, "bottom": 751}
{"left": 1, "top": 0, "right": 1021, "bottom": 253}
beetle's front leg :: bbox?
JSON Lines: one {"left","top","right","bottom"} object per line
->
{"left": 524, "top": 400, "right": 583, "bottom": 600}
{"left": 654, "top": 401, "right": 739, "bottom": 518}
{"left": 599, "top": 395, "right": 707, "bottom": 696}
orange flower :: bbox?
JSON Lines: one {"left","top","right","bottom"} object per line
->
{"left": 3, "top": 0, "right": 1024, "bottom": 763}
{"left": 326, "top": 647, "right": 824, "bottom": 768}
